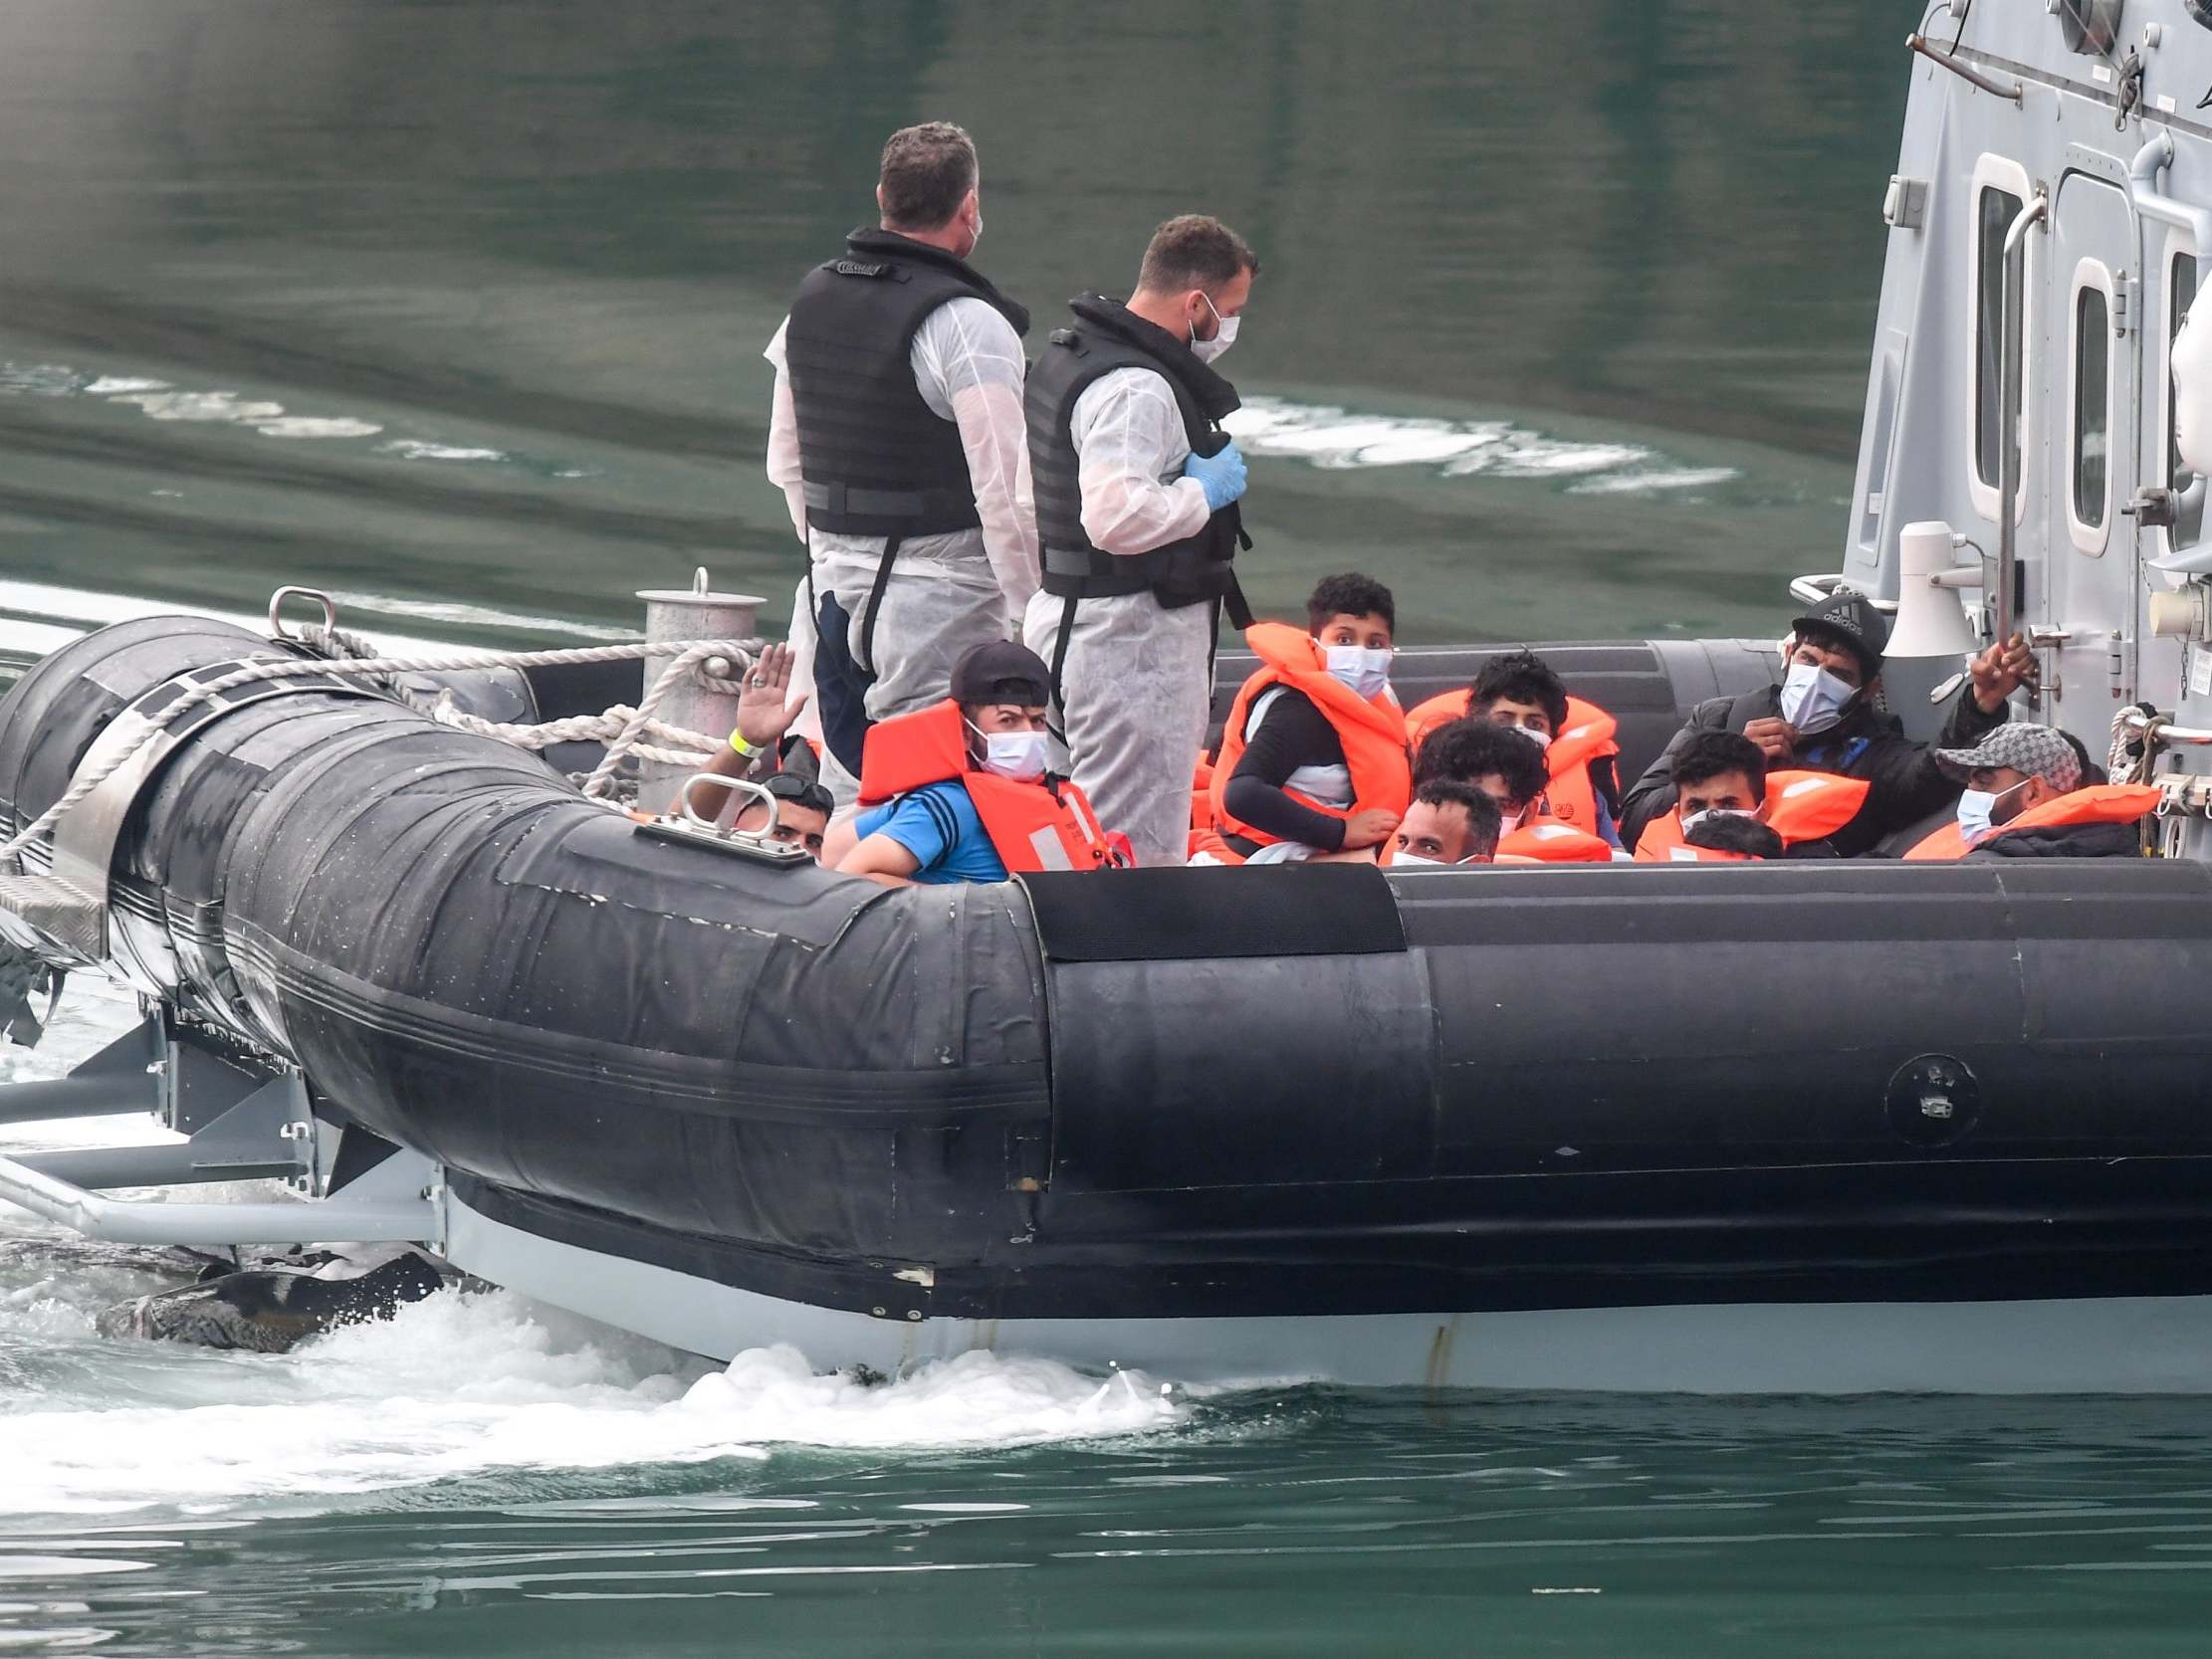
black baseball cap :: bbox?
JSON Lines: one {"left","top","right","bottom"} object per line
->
{"left": 951, "top": 640, "right": 1052, "bottom": 708}
{"left": 1788, "top": 591, "right": 1888, "bottom": 680}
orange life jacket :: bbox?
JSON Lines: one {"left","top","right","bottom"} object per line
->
{"left": 1633, "top": 770, "right": 1873, "bottom": 863}
{"left": 1495, "top": 820, "right": 1615, "bottom": 863}
{"left": 1902, "top": 783, "right": 2161, "bottom": 862}
{"left": 858, "top": 700, "right": 1116, "bottom": 874}
{"left": 1405, "top": 689, "right": 1621, "bottom": 831}
{"left": 1207, "top": 623, "right": 1413, "bottom": 862}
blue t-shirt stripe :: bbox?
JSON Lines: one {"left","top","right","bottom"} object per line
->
{"left": 853, "top": 780, "right": 1011, "bottom": 885}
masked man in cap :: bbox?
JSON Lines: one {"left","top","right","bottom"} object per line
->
{"left": 1619, "top": 593, "right": 2035, "bottom": 858}
{"left": 827, "top": 640, "right": 1119, "bottom": 887}
{"left": 1902, "top": 723, "right": 2162, "bottom": 860}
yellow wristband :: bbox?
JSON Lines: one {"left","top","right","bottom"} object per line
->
{"left": 729, "top": 731, "right": 755, "bottom": 757}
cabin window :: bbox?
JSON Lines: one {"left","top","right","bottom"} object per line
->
{"left": 1974, "top": 185, "right": 2026, "bottom": 492}
{"left": 2072, "top": 285, "right": 2109, "bottom": 533}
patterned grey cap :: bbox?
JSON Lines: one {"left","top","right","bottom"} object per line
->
{"left": 1932, "top": 724, "right": 2082, "bottom": 792}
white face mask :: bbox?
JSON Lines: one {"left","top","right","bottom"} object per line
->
{"left": 1678, "top": 806, "right": 1759, "bottom": 837}
{"left": 1777, "top": 659, "right": 1858, "bottom": 736}
{"left": 1392, "top": 850, "right": 1477, "bottom": 870}
{"left": 1192, "top": 291, "right": 1239, "bottom": 363}
{"left": 1955, "top": 777, "right": 2031, "bottom": 846}
{"left": 968, "top": 720, "right": 1047, "bottom": 783}
{"left": 1508, "top": 723, "right": 1552, "bottom": 751}
{"left": 1324, "top": 644, "right": 1392, "bottom": 701}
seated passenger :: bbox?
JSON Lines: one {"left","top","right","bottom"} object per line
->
{"left": 1618, "top": 592, "right": 2034, "bottom": 858}
{"left": 1904, "top": 724, "right": 2162, "bottom": 860}
{"left": 1405, "top": 649, "right": 1623, "bottom": 844}
{"left": 1201, "top": 573, "right": 1412, "bottom": 865}
{"left": 1412, "top": 717, "right": 1611, "bottom": 862}
{"left": 1630, "top": 730, "right": 1870, "bottom": 861}
{"left": 1389, "top": 780, "right": 1503, "bottom": 868}
{"left": 831, "top": 642, "right": 1117, "bottom": 887}
{"left": 733, "top": 771, "right": 832, "bottom": 862}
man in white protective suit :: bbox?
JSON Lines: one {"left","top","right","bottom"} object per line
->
{"left": 1020, "top": 214, "right": 1260, "bottom": 868}
{"left": 764, "top": 121, "right": 1036, "bottom": 806}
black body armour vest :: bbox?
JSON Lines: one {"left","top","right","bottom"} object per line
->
{"left": 784, "top": 229, "right": 1029, "bottom": 538}
{"left": 1026, "top": 294, "right": 1249, "bottom": 610}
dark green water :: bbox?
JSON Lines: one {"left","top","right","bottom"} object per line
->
{"left": 16, "top": 7, "right": 2201, "bottom": 1655}
{"left": 9, "top": 1384, "right": 2212, "bottom": 1658}
{"left": 0, "top": 0, "right": 1902, "bottom": 647}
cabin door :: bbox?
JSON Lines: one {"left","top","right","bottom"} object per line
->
{"left": 2039, "top": 168, "right": 2140, "bottom": 725}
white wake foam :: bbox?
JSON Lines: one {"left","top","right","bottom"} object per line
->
{"left": 1222, "top": 394, "right": 1736, "bottom": 491}
{"left": 1, "top": 1290, "right": 1183, "bottom": 1517}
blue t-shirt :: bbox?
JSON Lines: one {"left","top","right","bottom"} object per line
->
{"left": 853, "top": 781, "right": 1009, "bottom": 885}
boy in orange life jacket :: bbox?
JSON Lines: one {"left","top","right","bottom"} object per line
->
{"left": 831, "top": 641, "right": 1113, "bottom": 887}
{"left": 1209, "top": 573, "right": 1410, "bottom": 863}
{"left": 1653, "top": 730, "right": 1785, "bottom": 861}
{"left": 1469, "top": 650, "right": 1623, "bottom": 847}
{"left": 1391, "top": 780, "right": 1504, "bottom": 868}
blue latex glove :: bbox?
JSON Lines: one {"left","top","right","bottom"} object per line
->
{"left": 1182, "top": 439, "right": 1248, "bottom": 513}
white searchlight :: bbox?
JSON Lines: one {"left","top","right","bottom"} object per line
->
{"left": 1885, "top": 519, "right": 1982, "bottom": 661}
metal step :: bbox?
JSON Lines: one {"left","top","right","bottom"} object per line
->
{"left": 0, "top": 870, "right": 103, "bottom": 960}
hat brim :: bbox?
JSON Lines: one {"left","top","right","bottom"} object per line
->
{"left": 1930, "top": 745, "right": 1986, "bottom": 780}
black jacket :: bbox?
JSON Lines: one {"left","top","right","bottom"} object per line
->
{"left": 1619, "top": 685, "right": 2007, "bottom": 859}
{"left": 1965, "top": 819, "right": 2144, "bottom": 859}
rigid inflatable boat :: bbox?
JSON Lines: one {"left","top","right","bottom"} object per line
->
{"left": 16, "top": 2, "right": 2212, "bottom": 1390}
{"left": 4, "top": 608, "right": 2212, "bottom": 1392}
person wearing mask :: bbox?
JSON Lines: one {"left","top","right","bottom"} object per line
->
{"left": 829, "top": 641, "right": 1116, "bottom": 887}
{"left": 1903, "top": 725, "right": 2161, "bottom": 860}
{"left": 1404, "top": 649, "right": 1624, "bottom": 844}
{"left": 1412, "top": 717, "right": 1612, "bottom": 863}
{"left": 765, "top": 122, "right": 1036, "bottom": 805}
{"left": 1389, "top": 780, "right": 1503, "bottom": 869}
{"left": 1618, "top": 592, "right": 2035, "bottom": 858}
{"left": 1198, "top": 573, "right": 1410, "bottom": 866}
{"left": 1022, "top": 214, "right": 1260, "bottom": 868}
{"left": 1630, "top": 729, "right": 1870, "bottom": 862}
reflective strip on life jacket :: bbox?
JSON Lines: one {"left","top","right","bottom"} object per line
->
{"left": 1210, "top": 623, "right": 1412, "bottom": 852}
{"left": 1632, "top": 769, "right": 1870, "bottom": 862}
{"left": 1495, "top": 821, "right": 1613, "bottom": 863}
{"left": 857, "top": 699, "right": 1113, "bottom": 874}
{"left": 1903, "top": 782, "right": 2162, "bottom": 861}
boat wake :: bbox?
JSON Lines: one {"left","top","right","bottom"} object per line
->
{"left": 0, "top": 984, "right": 1187, "bottom": 1523}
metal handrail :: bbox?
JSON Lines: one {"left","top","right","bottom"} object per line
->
{"left": 1997, "top": 192, "right": 2048, "bottom": 644}
{"left": 2119, "top": 711, "right": 2212, "bottom": 746}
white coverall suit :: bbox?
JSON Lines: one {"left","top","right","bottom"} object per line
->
{"left": 765, "top": 302, "right": 1036, "bottom": 805}
{"left": 1020, "top": 367, "right": 1218, "bottom": 869}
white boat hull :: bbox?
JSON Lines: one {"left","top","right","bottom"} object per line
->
{"left": 444, "top": 1190, "right": 2212, "bottom": 1395}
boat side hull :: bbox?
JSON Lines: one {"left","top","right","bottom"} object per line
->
{"left": 444, "top": 1189, "right": 2212, "bottom": 1395}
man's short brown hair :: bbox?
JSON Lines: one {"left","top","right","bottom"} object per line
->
{"left": 1138, "top": 214, "right": 1259, "bottom": 296}
{"left": 878, "top": 122, "right": 978, "bottom": 229}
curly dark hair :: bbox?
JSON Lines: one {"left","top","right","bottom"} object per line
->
{"left": 878, "top": 122, "right": 978, "bottom": 229}
{"left": 1411, "top": 778, "right": 1504, "bottom": 858}
{"left": 1468, "top": 649, "right": 1569, "bottom": 732}
{"left": 1412, "top": 716, "right": 1548, "bottom": 807}
{"left": 1305, "top": 572, "right": 1396, "bottom": 634}
{"left": 1673, "top": 728, "right": 1767, "bottom": 795}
